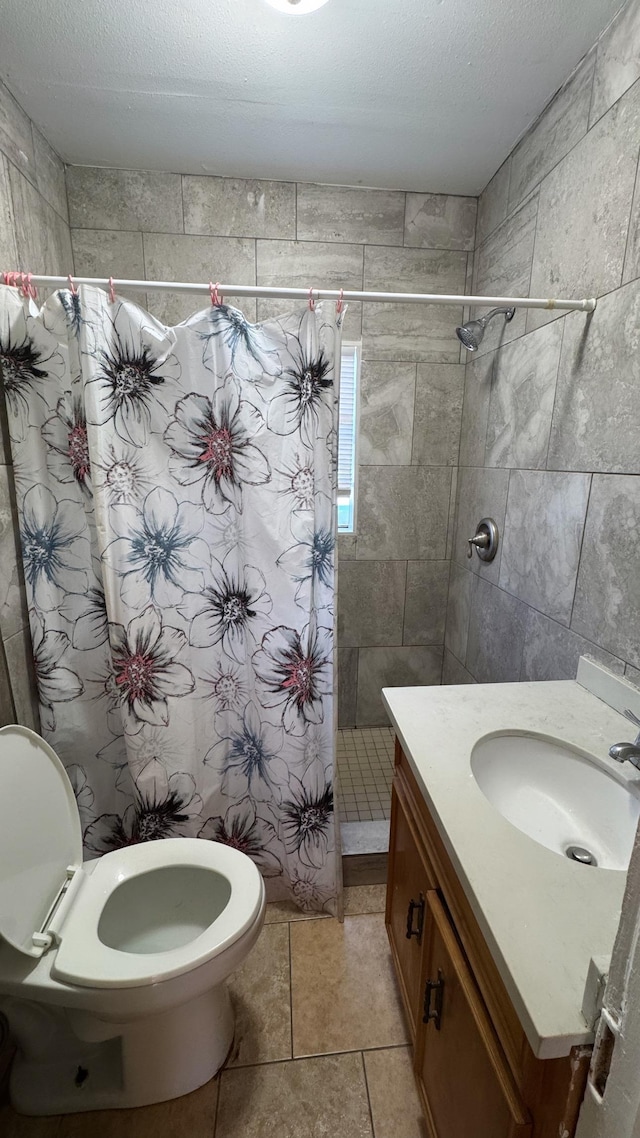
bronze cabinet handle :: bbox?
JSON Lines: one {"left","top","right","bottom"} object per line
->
{"left": 423, "top": 969, "right": 444, "bottom": 1029}
{"left": 406, "top": 893, "right": 425, "bottom": 942}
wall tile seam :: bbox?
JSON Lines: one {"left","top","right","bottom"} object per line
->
{"left": 2, "top": 145, "right": 70, "bottom": 238}
{"left": 542, "top": 313, "right": 568, "bottom": 471}
{"left": 468, "top": 559, "right": 636, "bottom": 655}
{"left": 481, "top": 70, "right": 640, "bottom": 251}
{"left": 621, "top": 145, "right": 640, "bottom": 281}
{"left": 507, "top": 44, "right": 597, "bottom": 216}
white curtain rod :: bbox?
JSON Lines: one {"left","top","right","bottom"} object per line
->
{"left": 3, "top": 274, "right": 597, "bottom": 312}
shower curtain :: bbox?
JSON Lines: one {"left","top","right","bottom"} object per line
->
{"left": 0, "top": 283, "right": 341, "bottom": 914}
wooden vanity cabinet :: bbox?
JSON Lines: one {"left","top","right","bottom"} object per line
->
{"left": 386, "top": 741, "right": 590, "bottom": 1138}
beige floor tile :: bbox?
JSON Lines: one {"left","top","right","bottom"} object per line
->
{"left": 264, "top": 900, "right": 330, "bottom": 925}
{"left": 343, "top": 885, "right": 387, "bottom": 916}
{"left": 227, "top": 923, "right": 291, "bottom": 1067}
{"left": 216, "top": 1053, "right": 373, "bottom": 1138}
{"left": 57, "top": 1075, "right": 219, "bottom": 1138}
{"left": 364, "top": 1047, "right": 427, "bottom": 1138}
{"left": 290, "top": 914, "right": 409, "bottom": 1056}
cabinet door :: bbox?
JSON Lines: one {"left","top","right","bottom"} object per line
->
{"left": 386, "top": 779, "right": 435, "bottom": 1038}
{"left": 415, "top": 892, "right": 531, "bottom": 1138}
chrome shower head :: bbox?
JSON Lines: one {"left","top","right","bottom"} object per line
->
{"left": 455, "top": 307, "right": 515, "bottom": 351}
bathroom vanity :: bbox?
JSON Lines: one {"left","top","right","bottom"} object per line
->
{"left": 383, "top": 667, "right": 640, "bottom": 1138}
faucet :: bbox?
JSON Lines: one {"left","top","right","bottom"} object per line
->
{"left": 609, "top": 709, "right": 640, "bottom": 770}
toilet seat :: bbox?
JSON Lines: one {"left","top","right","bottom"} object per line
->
{"left": 52, "top": 838, "right": 263, "bottom": 989}
{"left": 0, "top": 725, "right": 264, "bottom": 991}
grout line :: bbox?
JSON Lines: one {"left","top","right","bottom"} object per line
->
{"left": 621, "top": 144, "right": 640, "bottom": 284}
{"left": 568, "top": 472, "right": 594, "bottom": 629}
{"left": 287, "top": 921, "right": 294, "bottom": 1060}
{"left": 360, "top": 1049, "right": 377, "bottom": 1137}
{"left": 220, "top": 1041, "right": 411, "bottom": 1075}
{"left": 543, "top": 313, "right": 567, "bottom": 471}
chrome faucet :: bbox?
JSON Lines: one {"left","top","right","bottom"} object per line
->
{"left": 609, "top": 709, "right": 640, "bottom": 770}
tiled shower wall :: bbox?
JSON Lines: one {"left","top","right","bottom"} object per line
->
{"left": 444, "top": 0, "right": 640, "bottom": 689}
{"left": 65, "top": 167, "right": 476, "bottom": 725}
{"left": 0, "top": 78, "right": 72, "bottom": 730}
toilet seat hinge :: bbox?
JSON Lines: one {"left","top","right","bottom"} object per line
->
{"left": 31, "top": 864, "right": 83, "bottom": 956}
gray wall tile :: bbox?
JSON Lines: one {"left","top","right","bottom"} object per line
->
{"left": 572, "top": 474, "right": 640, "bottom": 667}
{"left": 0, "top": 79, "right": 35, "bottom": 183}
{"left": 3, "top": 626, "right": 40, "bottom": 731}
{"left": 338, "top": 648, "right": 358, "bottom": 727}
{"left": 528, "top": 80, "right": 640, "bottom": 332}
{"left": 357, "top": 466, "right": 452, "bottom": 561}
{"left": 472, "top": 193, "right": 538, "bottom": 352}
{"left": 72, "top": 229, "right": 145, "bottom": 306}
{"left": 143, "top": 232, "right": 257, "bottom": 324}
{"left": 32, "top": 126, "right": 69, "bottom": 223}
{"left": 362, "top": 246, "right": 466, "bottom": 362}
{"left": 356, "top": 646, "right": 443, "bottom": 726}
{"left": 521, "top": 608, "right": 625, "bottom": 682}
{"left": 412, "top": 363, "right": 464, "bottom": 467}
{"left": 485, "top": 321, "right": 563, "bottom": 469}
{"left": 453, "top": 466, "right": 510, "bottom": 584}
{"left": 184, "top": 176, "right": 295, "bottom": 239}
{"left": 466, "top": 576, "right": 527, "bottom": 683}
{"left": 338, "top": 534, "right": 357, "bottom": 561}
{"left": 0, "top": 154, "right": 17, "bottom": 269}
{"left": 403, "top": 560, "right": 449, "bottom": 646}
{"left": 442, "top": 648, "right": 475, "bottom": 685}
{"left": 626, "top": 663, "right": 640, "bottom": 689}
{"left": 0, "top": 465, "right": 28, "bottom": 640}
{"left": 590, "top": 2, "right": 640, "bottom": 126}
{"left": 458, "top": 351, "right": 494, "bottom": 467}
{"left": 7, "top": 163, "right": 73, "bottom": 275}
{"left": 338, "top": 560, "right": 406, "bottom": 648}
{"left": 66, "top": 166, "right": 183, "bottom": 233}
{"left": 444, "top": 562, "right": 472, "bottom": 664}
{"left": 256, "top": 238, "right": 363, "bottom": 334}
{"left": 0, "top": 637, "right": 14, "bottom": 724}
{"left": 404, "top": 194, "right": 476, "bottom": 251}
{"left": 475, "top": 159, "right": 511, "bottom": 247}
{"left": 359, "top": 361, "right": 415, "bottom": 466}
{"left": 297, "top": 183, "right": 405, "bottom": 246}
{"left": 547, "top": 281, "right": 640, "bottom": 473}
{"left": 499, "top": 470, "right": 591, "bottom": 624}
{"left": 508, "top": 49, "right": 595, "bottom": 213}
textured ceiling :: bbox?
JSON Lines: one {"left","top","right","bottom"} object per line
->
{"left": 0, "top": 0, "right": 622, "bottom": 193}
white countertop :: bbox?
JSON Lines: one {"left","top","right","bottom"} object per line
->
{"left": 382, "top": 676, "right": 640, "bottom": 1060}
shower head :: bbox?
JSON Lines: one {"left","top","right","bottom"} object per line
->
{"left": 455, "top": 307, "right": 515, "bottom": 352}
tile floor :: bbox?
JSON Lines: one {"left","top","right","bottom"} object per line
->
{"left": 1, "top": 886, "right": 426, "bottom": 1138}
{"left": 337, "top": 727, "right": 395, "bottom": 822}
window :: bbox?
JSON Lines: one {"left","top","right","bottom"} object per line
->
{"left": 337, "top": 341, "right": 359, "bottom": 533}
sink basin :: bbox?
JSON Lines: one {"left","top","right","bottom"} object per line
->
{"left": 471, "top": 732, "right": 640, "bottom": 870}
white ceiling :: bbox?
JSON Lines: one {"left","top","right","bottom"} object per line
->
{"left": 0, "top": 0, "right": 623, "bottom": 194}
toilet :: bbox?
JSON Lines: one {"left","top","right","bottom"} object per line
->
{"left": 0, "top": 724, "right": 266, "bottom": 1116}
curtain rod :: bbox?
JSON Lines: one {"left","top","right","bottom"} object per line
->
{"left": 2, "top": 274, "right": 597, "bottom": 312}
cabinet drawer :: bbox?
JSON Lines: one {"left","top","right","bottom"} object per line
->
{"left": 386, "top": 779, "right": 436, "bottom": 1039}
{"left": 415, "top": 892, "right": 531, "bottom": 1138}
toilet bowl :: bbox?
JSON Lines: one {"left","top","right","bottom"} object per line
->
{"left": 0, "top": 725, "right": 266, "bottom": 1115}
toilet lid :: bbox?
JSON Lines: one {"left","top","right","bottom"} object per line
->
{"left": 0, "top": 725, "right": 82, "bottom": 957}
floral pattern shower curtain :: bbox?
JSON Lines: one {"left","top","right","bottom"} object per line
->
{"left": 0, "top": 284, "right": 341, "bottom": 913}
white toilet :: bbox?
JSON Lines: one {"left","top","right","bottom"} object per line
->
{"left": 0, "top": 725, "right": 266, "bottom": 1116}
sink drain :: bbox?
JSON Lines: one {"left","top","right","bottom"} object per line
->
{"left": 565, "top": 845, "right": 597, "bottom": 866}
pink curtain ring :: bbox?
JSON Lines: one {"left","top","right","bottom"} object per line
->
{"left": 67, "top": 273, "right": 78, "bottom": 296}
{"left": 20, "top": 272, "right": 37, "bottom": 300}
{"left": 108, "top": 276, "right": 116, "bottom": 304}
{"left": 336, "top": 288, "right": 344, "bottom": 314}
{"left": 308, "top": 287, "right": 316, "bottom": 312}
{"left": 209, "top": 281, "right": 223, "bottom": 307}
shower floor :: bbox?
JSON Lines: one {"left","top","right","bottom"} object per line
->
{"left": 336, "top": 727, "right": 395, "bottom": 822}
